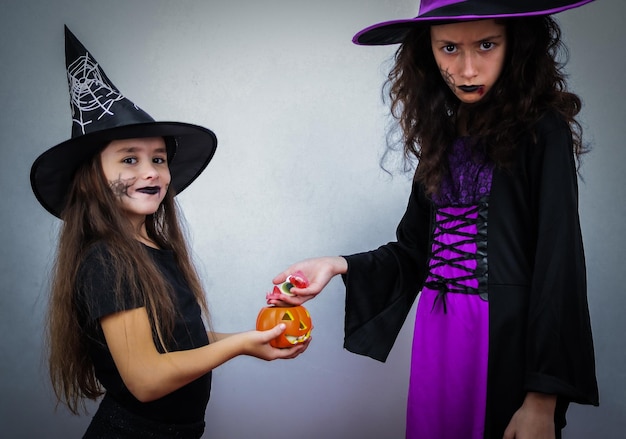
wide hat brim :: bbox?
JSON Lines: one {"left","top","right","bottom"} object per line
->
{"left": 30, "top": 122, "right": 217, "bottom": 218}
{"left": 353, "top": 0, "right": 595, "bottom": 45}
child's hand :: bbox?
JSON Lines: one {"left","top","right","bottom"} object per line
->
{"left": 503, "top": 392, "right": 556, "bottom": 439}
{"left": 269, "top": 257, "right": 347, "bottom": 306}
{"left": 242, "top": 324, "right": 310, "bottom": 360}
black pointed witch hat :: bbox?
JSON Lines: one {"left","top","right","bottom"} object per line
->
{"left": 30, "top": 26, "right": 217, "bottom": 218}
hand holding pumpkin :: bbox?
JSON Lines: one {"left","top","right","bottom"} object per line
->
{"left": 256, "top": 305, "right": 313, "bottom": 348}
{"left": 257, "top": 271, "right": 314, "bottom": 348}
{"left": 240, "top": 324, "right": 309, "bottom": 360}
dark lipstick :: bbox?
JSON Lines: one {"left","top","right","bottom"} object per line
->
{"left": 137, "top": 186, "right": 160, "bottom": 195}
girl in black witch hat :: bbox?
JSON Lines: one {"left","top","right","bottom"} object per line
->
{"left": 31, "top": 27, "right": 308, "bottom": 438}
{"left": 270, "top": 1, "right": 599, "bottom": 438}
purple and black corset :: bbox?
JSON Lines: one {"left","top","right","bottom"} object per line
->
{"left": 426, "top": 138, "right": 494, "bottom": 310}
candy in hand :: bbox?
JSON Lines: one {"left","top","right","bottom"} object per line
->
{"left": 266, "top": 270, "right": 309, "bottom": 300}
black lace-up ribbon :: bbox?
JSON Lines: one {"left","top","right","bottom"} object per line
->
{"left": 425, "top": 203, "right": 488, "bottom": 313}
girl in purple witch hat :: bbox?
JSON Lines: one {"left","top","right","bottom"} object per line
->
{"left": 31, "top": 27, "right": 309, "bottom": 439}
{"left": 271, "top": 1, "right": 598, "bottom": 438}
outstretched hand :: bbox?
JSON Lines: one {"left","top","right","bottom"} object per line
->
{"left": 242, "top": 324, "right": 310, "bottom": 360}
{"left": 269, "top": 257, "right": 348, "bottom": 306}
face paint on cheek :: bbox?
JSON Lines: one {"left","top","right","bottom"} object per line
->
{"left": 109, "top": 176, "right": 136, "bottom": 198}
{"left": 439, "top": 67, "right": 455, "bottom": 91}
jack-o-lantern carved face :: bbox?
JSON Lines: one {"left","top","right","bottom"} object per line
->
{"left": 256, "top": 305, "right": 313, "bottom": 348}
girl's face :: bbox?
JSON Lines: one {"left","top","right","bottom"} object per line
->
{"left": 430, "top": 19, "right": 506, "bottom": 104}
{"left": 100, "top": 137, "right": 171, "bottom": 225}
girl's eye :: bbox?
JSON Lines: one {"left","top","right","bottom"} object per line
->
{"left": 153, "top": 157, "right": 167, "bottom": 164}
{"left": 481, "top": 42, "right": 494, "bottom": 50}
{"left": 122, "top": 157, "right": 137, "bottom": 164}
{"left": 443, "top": 44, "right": 456, "bottom": 54}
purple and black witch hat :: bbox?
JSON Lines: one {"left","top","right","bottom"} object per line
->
{"left": 353, "top": 0, "right": 595, "bottom": 45}
{"left": 30, "top": 26, "right": 217, "bottom": 218}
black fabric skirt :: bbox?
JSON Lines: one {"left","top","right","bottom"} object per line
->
{"left": 83, "top": 394, "right": 205, "bottom": 439}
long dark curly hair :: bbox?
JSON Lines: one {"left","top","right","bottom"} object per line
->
{"left": 384, "top": 16, "right": 585, "bottom": 195}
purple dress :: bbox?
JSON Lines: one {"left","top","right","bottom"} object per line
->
{"left": 342, "top": 112, "right": 598, "bottom": 438}
{"left": 406, "top": 139, "right": 493, "bottom": 438}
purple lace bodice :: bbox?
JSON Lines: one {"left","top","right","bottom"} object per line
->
{"left": 425, "top": 138, "right": 494, "bottom": 309}
{"left": 433, "top": 138, "right": 494, "bottom": 207}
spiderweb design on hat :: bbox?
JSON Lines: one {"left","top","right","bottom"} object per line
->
{"left": 67, "top": 53, "right": 130, "bottom": 135}
{"left": 63, "top": 26, "right": 154, "bottom": 138}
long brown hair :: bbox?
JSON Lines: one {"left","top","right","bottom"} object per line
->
{"left": 46, "top": 144, "right": 210, "bottom": 414}
{"left": 384, "top": 16, "right": 585, "bottom": 195}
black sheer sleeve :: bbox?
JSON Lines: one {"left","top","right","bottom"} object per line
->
{"left": 342, "top": 181, "right": 432, "bottom": 362}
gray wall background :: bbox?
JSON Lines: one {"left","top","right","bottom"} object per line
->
{"left": 1, "top": 0, "right": 623, "bottom": 438}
